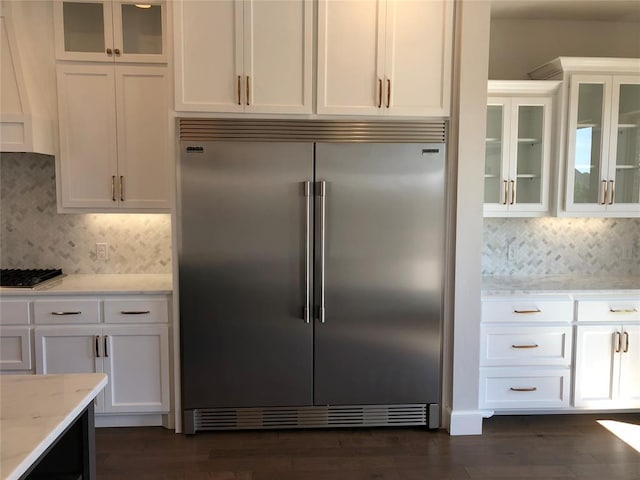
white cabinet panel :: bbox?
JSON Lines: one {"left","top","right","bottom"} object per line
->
{"left": 574, "top": 324, "right": 620, "bottom": 406}
{"left": 0, "top": 327, "right": 32, "bottom": 371}
{"left": 481, "top": 326, "right": 572, "bottom": 366}
{"left": 35, "top": 326, "right": 102, "bottom": 375}
{"left": 0, "top": 299, "right": 30, "bottom": 325}
{"left": 577, "top": 298, "right": 640, "bottom": 322}
{"left": 102, "top": 325, "right": 170, "bottom": 413}
{"left": 104, "top": 297, "right": 169, "bottom": 324}
{"left": 33, "top": 298, "right": 100, "bottom": 325}
{"left": 619, "top": 325, "right": 640, "bottom": 404}
{"left": 481, "top": 296, "right": 573, "bottom": 323}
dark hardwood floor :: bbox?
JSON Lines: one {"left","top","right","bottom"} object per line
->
{"left": 96, "top": 413, "right": 640, "bottom": 479}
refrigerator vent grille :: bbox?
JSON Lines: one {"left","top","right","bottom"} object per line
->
{"left": 179, "top": 119, "right": 446, "bottom": 143}
{"left": 191, "top": 405, "right": 428, "bottom": 431}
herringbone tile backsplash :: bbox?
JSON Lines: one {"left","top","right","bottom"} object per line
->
{"left": 0, "top": 153, "right": 172, "bottom": 274}
{"left": 483, "top": 217, "right": 640, "bottom": 276}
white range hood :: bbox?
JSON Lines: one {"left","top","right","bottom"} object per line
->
{"left": 1, "top": 0, "right": 55, "bottom": 155}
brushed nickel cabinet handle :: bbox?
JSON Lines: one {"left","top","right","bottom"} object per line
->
{"left": 106, "top": 48, "right": 113, "bottom": 55}
{"left": 246, "top": 76, "right": 250, "bottom": 106}
{"left": 615, "top": 331, "right": 622, "bottom": 353}
{"left": 51, "top": 311, "right": 81, "bottom": 315}
{"left": 120, "top": 175, "right": 125, "bottom": 202}
{"left": 513, "top": 309, "right": 541, "bottom": 314}
{"left": 319, "top": 180, "right": 327, "bottom": 323}
{"left": 512, "top": 344, "right": 539, "bottom": 349}
{"left": 601, "top": 179, "right": 608, "bottom": 205}
{"left": 623, "top": 331, "right": 629, "bottom": 353}
{"left": 112, "top": 176, "right": 116, "bottom": 202}
{"left": 237, "top": 75, "right": 241, "bottom": 105}
{"left": 104, "top": 336, "right": 109, "bottom": 358}
{"left": 95, "top": 335, "right": 101, "bottom": 357}
{"left": 510, "top": 387, "right": 537, "bottom": 392}
{"left": 303, "top": 181, "right": 311, "bottom": 323}
{"left": 377, "top": 79, "right": 382, "bottom": 108}
{"left": 510, "top": 180, "right": 516, "bottom": 205}
{"left": 386, "top": 78, "right": 391, "bottom": 108}
{"left": 120, "top": 310, "right": 151, "bottom": 315}
{"left": 610, "top": 308, "right": 638, "bottom": 313}
{"left": 503, "top": 180, "right": 509, "bottom": 205}
{"left": 609, "top": 180, "right": 615, "bottom": 205}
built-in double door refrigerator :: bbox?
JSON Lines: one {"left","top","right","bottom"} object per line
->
{"left": 178, "top": 120, "right": 445, "bottom": 433}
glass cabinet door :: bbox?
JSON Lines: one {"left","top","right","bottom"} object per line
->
{"left": 114, "top": 2, "right": 165, "bottom": 58}
{"left": 609, "top": 80, "right": 640, "bottom": 209}
{"left": 514, "top": 104, "right": 545, "bottom": 206}
{"left": 56, "top": 1, "right": 113, "bottom": 60}
{"left": 484, "top": 102, "right": 509, "bottom": 208}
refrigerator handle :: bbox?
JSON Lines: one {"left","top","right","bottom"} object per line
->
{"left": 304, "top": 181, "right": 311, "bottom": 323}
{"left": 319, "top": 180, "right": 327, "bottom": 323}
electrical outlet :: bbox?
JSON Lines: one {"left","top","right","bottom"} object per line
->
{"left": 96, "top": 243, "right": 108, "bottom": 261}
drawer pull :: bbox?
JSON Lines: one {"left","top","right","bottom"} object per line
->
{"left": 51, "top": 311, "right": 81, "bottom": 316}
{"left": 513, "top": 309, "right": 541, "bottom": 314}
{"left": 512, "top": 344, "right": 539, "bottom": 349}
{"left": 120, "top": 310, "right": 151, "bottom": 315}
{"left": 510, "top": 387, "right": 537, "bottom": 392}
{"left": 609, "top": 308, "right": 637, "bottom": 313}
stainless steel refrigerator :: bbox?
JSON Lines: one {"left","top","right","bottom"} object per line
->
{"left": 178, "top": 120, "right": 446, "bottom": 433}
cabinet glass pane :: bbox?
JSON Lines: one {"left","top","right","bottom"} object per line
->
{"left": 573, "top": 84, "right": 604, "bottom": 204}
{"left": 62, "top": 2, "right": 105, "bottom": 53}
{"left": 121, "top": 4, "right": 163, "bottom": 55}
{"left": 613, "top": 84, "right": 640, "bottom": 204}
{"left": 485, "top": 105, "right": 503, "bottom": 204}
{"left": 516, "top": 105, "right": 543, "bottom": 204}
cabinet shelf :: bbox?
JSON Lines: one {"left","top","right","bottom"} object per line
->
{"left": 616, "top": 164, "right": 640, "bottom": 170}
{"left": 618, "top": 123, "right": 638, "bottom": 129}
{"left": 516, "top": 174, "right": 541, "bottom": 179}
{"left": 484, "top": 174, "right": 499, "bottom": 179}
{"left": 486, "top": 138, "right": 502, "bottom": 143}
{"left": 577, "top": 123, "right": 601, "bottom": 129}
{"left": 517, "top": 138, "right": 542, "bottom": 144}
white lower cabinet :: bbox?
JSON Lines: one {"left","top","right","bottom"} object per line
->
{"left": 35, "top": 324, "right": 170, "bottom": 414}
{"left": 480, "top": 295, "right": 574, "bottom": 411}
{"left": 574, "top": 324, "right": 640, "bottom": 408}
{"left": 0, "top": 327, "right": 32, "bottom": 371}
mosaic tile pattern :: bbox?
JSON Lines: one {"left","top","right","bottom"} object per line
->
{"left": 0, "top": 153, "right": 172, "bottom": 274}
{"left": 483, "top": 217, "right": 640, "bottom": 276}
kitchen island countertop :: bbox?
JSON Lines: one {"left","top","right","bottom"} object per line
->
{"left": 482, "top": 275, "right": 640, "bottom": 296}
{"left": 0, "top": 273, "right": 172, "bottom": 296}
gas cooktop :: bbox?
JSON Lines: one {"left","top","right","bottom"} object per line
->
{"left": 0, "top": 269, "right": 64, "bottom": 288}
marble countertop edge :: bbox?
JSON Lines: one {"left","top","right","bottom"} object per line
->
{"left": 482, "top": 275, "right": 640, "bottom": 295}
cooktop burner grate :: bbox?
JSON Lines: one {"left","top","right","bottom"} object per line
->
{"left": 0, "top": 268, "right": 64, "bottom": 287}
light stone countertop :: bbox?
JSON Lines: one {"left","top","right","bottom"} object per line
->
{"left": 0, "top": 373, "right": 108, "bottom": 480}
{"left": 482, "top": 275, "right": 640, "bottom": 296}
{"left": 0, "top": 273, "right": 172, "bottom": 296}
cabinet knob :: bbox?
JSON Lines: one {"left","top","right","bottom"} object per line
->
{"left": 106, "top": 48, "right": 113, "bottom": 55}
{"left": 114, "top": 48, "right": 121, "bottom": 56}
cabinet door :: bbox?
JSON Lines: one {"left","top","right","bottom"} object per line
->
{"left": 317, "top": 0, "right": 384, "bottom": 115}
{"left": 0, "top": 327, "right": 32, "bottom": 371}
{"left": 57, "top": 64, "right": 119, "bottom": 209}
{"left": 565, "top": 75, "right": 612, "bottom": 214}
{"left": 574, "top": 325, "right": 619, "bottom": 407}
{"left": 607, "top": 77, "right": 640, "bottom": 214}
{"left": 484, "top": 99, "right": 511, "bottom": 214}
{"left": 509, "top": 97, "right": 552, "bottom": 214}
{"left": 54, "top": 0, "right": 114, "bottom": 62}
{"left": 619, "top": 325, "right": 640, "bottom": 406}
{"left": 383, "top": 0, "right": 452, "bottom": 116}
{"left": 174, "top": 0, "right": 243, "bottom": 112}
{"left": 243, "top": 0, "right": 312, "bottom": 114}
{"left": 111, "top": 0, "right": 167, "bottom": 63}
{"left": 102, "top": 325, "right": 170, "bottom": 413}
{"left": 114, "top": 65, "right": 170, "bottom": 210}
{"left": 34, "top": 326, "right": 102, "bottom": 375}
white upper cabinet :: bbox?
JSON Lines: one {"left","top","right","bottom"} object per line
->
{"left": 174, "top": 0, "right": 312, "bottom": 114}
{"left": 54, "top": 0, "right": 167, "bottom": 63}
{"left": 57, "top": 64, "right": 170, "bottom": 211}
{"left": 484, "top": 81, "right": 559, "bottom": 217}
{"left": 317, "top": 0, "right": 453, "bottom": 117}
{"left": 529, "top": 57, "right": 640, "bottom": 217}
{"left": 566, "top": 75, "right": 640, "bottom": 215}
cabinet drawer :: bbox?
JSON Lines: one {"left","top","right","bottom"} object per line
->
{"left": 480, "top": 326, "right": 572, "bottom": 366}
{"left": 482, "top": 296, "right": 573, "bottom": 323}
{"left": 104, "top": 297, "right": 169, "bottom": 324}
{"left": 479, "top": 367, "right": 570, "bottom": 409}
{"left": 0, "top": 327, "right": 32, "bottom": 370}
{"left": 34, "top": 299, "right": 100, "bottom": 324}
{"left": 577, "top": 298, "right": 640, "bottom": 322}
{"left": 0, "top": 299, "right": 30, "bottom": 325}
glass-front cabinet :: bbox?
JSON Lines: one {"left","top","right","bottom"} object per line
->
{"left": 567, "top": 75, "right": 640, "bottom": 215}
{"left": 53, "top": 0, "right": 166, "bottom": 62}
{"left": 484, "top": 81, "right": 558, "bottom": 217}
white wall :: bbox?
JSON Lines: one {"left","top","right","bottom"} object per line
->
{"left": 489, "top": 18, "right": 640, "bottom": 79}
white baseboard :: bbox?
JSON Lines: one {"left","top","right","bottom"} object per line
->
{"left": 447, "top": 408, "right": 494, "bottom": 435}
